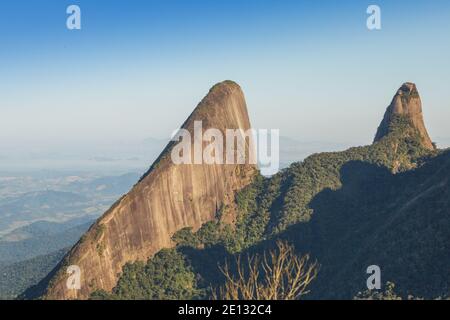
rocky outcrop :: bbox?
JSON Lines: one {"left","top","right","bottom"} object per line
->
{"left": 42, "top": 80, "right": 257, "bottom": 299}
{"left": 374, "top": 82, "right": 434, "bottom": 150}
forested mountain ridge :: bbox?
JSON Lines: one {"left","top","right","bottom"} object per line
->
{"left": 85, "top": 82, "right": 449, "bottom": 300}
{"left": 1, "top": 249, "right": 68, "bottom": 300}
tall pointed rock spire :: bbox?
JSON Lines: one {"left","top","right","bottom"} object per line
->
{"left": 38, "top": 81, "right": 257, "bottom": 299}
{"left": 374, "top": 82, "right": 434, "bottom": 150}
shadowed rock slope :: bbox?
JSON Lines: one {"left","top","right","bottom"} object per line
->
{"left": 35, "top": 81, "right": 257, "bottom": 299}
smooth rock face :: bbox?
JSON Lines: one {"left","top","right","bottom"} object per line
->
{"left": 44, "top": 81, "right": 257, "bottom": 299}
{"left": 374, "top": 82, "right": 434, "bottom": 150}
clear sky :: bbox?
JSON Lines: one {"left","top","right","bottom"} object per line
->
{"left": 1, "top": 0, "right": 450, "bottom": 155}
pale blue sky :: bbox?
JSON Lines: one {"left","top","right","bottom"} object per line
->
{"left": 1, "top": 0, "right": 450, "bottom": 155}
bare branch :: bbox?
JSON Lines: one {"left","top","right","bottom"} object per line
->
{"left": 212, "top": 240, "right": 319, "bottom": 300}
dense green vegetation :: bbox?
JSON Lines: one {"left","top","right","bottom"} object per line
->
{"left": 355, "top": 282, "right": 450, "bottom": 300}
{"left": 89, "top": 116, "right": 449, "bottom": 299}
{"left": 94, "top": 117, "right": 450, "bottom": 299}
{"left": 91, "top": 222, "right": 234, "bottom": 300}
{"left": 91, "top": 249, "right": 202, "bottom": 300}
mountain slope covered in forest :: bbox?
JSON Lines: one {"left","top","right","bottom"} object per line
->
{"left": 23, "top": 82, "right": 449, "bottom": 300}
{"left": 89, "top": 82, "right": 449, "bottom": 300}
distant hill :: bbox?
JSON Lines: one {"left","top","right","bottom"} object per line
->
{"left": 0, "top": 172, "right": 140, "bottom": 239}
{"left": 0, "top": 216, "right": 95, "bottom": 242}
{"left": 0, "top": 190, "right": 90, "bottom": 236}
{"left": 0, "top": 190, "right": 87, "bottom": 210}
{"left": 278, "top": 136, "right": 349, "bottom": 169}
{"left": 0, "top": 220, "right": 93, "bottom": 264}
{"left": 64, "top": 172, "right": 140, "bottom": 197}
